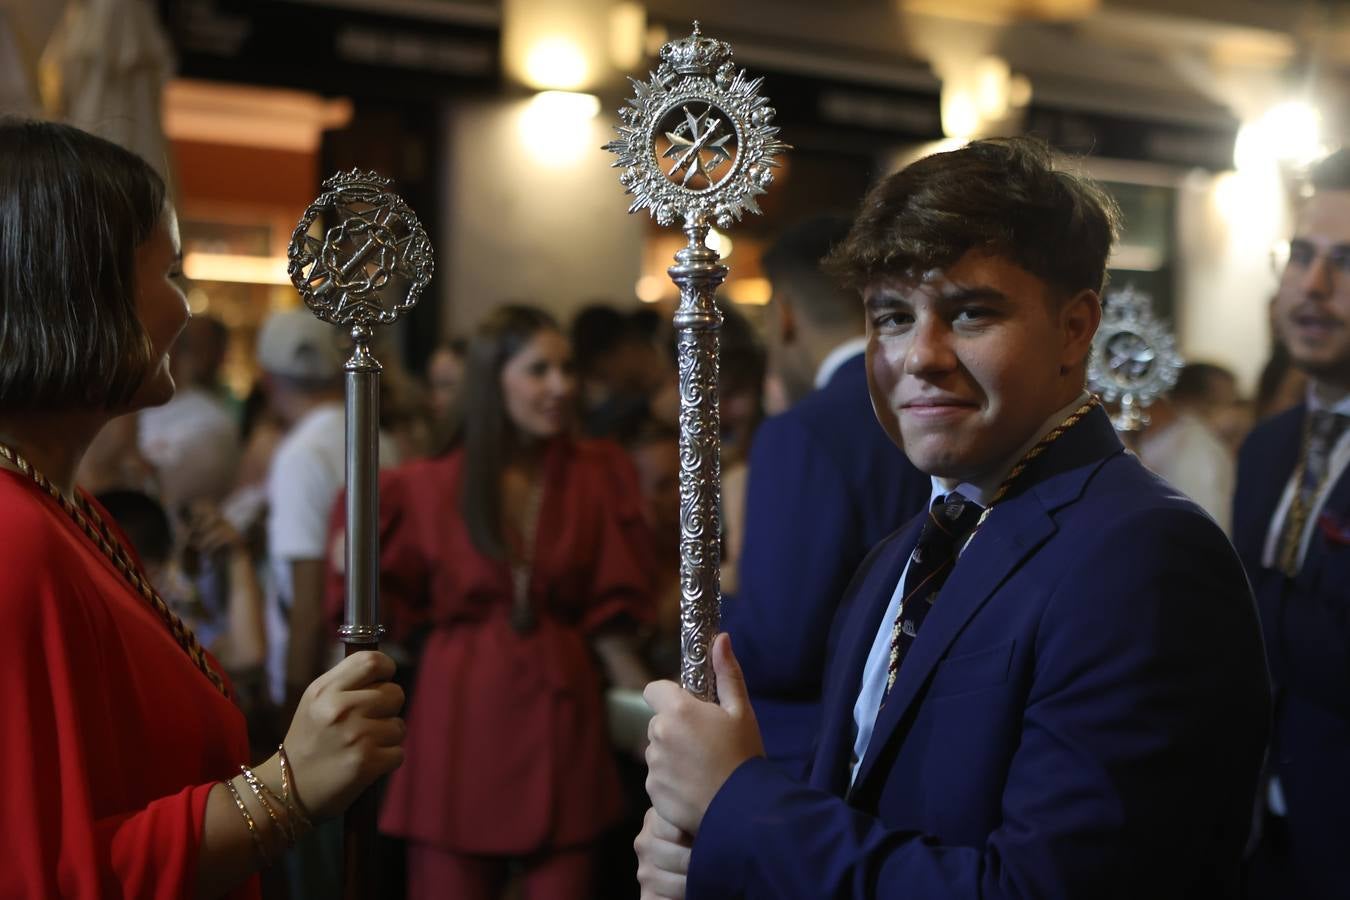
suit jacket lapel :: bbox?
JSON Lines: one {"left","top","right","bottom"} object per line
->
{"left": 850, "top": 406, "right": 1124, "bottom": 796}
{"left": 1257, "top": 408, "right": 1305, "bottom": 529}
{"left": 811, "top": 518, "right": 923, "bottom": 795}
{"left": 848, "top": 501, "right": 1054, "bottom": 794}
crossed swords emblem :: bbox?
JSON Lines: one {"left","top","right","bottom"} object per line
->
{"left": 662, "top": 103, "right": 735, "bottom": 187}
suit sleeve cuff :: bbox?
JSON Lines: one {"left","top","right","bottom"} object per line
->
{"left": 688, "top": 756, "right": 801, "bottom": 897}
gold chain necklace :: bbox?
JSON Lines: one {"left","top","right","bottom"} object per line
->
{"left": 0, "top": 441, "right": 229, "bottom": 697}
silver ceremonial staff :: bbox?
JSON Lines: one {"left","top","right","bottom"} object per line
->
{"left": 287, "top": 170, "right": 434, "bottom": 898}
{"left": 606, "top": 22, "right": 788, "bottom": 700}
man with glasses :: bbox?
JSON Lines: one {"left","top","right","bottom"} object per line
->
{"left": 1237, "top": 148, "right": 1350, "bottom": 900}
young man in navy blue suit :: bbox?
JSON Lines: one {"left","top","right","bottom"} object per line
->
{"left": 635, "top": 138, "right": 1271, "bottom": 899}
{"left": 723, "top": 217, "right": 929, "bottom": 780}
{"left": 1237, "top": 149, "right": 1350, "bottom": 900}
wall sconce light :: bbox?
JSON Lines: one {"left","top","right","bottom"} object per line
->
{"left": 519, "top": 90, "right": 602, "bottom": 166}
{"left": 940, "top": 55, "right": 1029, "bottom": 140}
{"left": 523, "top": 37, "right": 591, "bottom": 92}
{"left": 1234, "top": 100, "right": 1325, "bottom": 172}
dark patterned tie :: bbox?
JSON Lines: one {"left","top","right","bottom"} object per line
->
{"left": 1278, "top": 410, "right": 1350, "bottom": 577}
{"left": 884, "top": 494, "right": 984, "bottom": 697}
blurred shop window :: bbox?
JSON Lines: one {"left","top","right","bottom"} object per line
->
{"left": 164, "top": 79, "right": 353, "bottom": 398}
{"left": 1102, "top": 180, "right": 1176, "bottom": 321}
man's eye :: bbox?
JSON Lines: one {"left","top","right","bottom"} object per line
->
{"left": 872, "top": 312, "right": 910, "bottom": 329}
{"left": 1330, "top": 247, "right": 1350, "bottom": 272}
{"left": 1288, "top": 241, "right": 1315, "bottom": 268}
{"left": 955, "top": 307, "right": 994, "bottom": 322}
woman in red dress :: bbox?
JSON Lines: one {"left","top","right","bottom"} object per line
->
{"left": 0, "top": 119, "right": 405, "bottom": 898}
{"left": 372, "top": 305, "right": 655, "bottom": 899}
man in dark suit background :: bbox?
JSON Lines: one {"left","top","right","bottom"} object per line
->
{"left": 722, "top": 217, "right": 929, "bottom": 780}
{"left": 634, "top": 138, "right": 1271, "bottom": 899}
{"left": 1237, "top": 148, "right": 1350, "bottom": 900}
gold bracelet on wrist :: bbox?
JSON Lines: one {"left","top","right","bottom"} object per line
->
{"left": 224, "top": 777, "right": 270, "bottom": 866}
{"left": 277, "top": 743, "right": 314, "bottom": 829}
{"left": 240, "top": 765, "right": 296, "bottom": 847}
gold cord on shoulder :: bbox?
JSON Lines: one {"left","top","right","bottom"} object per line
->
{"left": 969, "top": 395, "right": 1102, "bottom": 538}
{"left": 0, "top": 441, "right": 229, "bottom": 697}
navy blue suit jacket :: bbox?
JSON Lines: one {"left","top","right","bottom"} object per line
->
{"left": 1234, "top": 405, "right": 1350, "bottom": 899}
{"left": 691, "top": 406, "right": 1271, "bottom": 899}
{"left": 723, "top": 353, "right": 928, "bottom": 778}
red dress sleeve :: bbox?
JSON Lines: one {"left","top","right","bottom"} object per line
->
{"left": 579, "top": 442, "right": 658, "bottom": 633}
{"left": 0, "top": 510, "right": 255, "bottom": 898}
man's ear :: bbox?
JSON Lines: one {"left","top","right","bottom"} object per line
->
{"left": 1059, "top": 289, "right": 1101, "bottom": 373}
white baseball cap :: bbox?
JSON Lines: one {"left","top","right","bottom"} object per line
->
{"left": 256, "top": 309, "right": 344, "bottom": 380}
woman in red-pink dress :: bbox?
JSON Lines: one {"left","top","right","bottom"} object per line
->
{"left": 371, "top": 305, "right": 655, "bottom": 899}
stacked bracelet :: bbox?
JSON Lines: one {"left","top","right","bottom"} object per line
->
{"left": 223, "top": 777, "right": 270, "bottom": 866}
{"left": 224, "top": 747, "right": 316, "bottom": 867}
{"left": 277, "top": 743, "right": 314, "bottom": 830}
{"left": 240, "top": 766, "right": 298, "bottom": 847}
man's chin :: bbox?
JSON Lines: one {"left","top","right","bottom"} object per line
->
{"left": 1291, "top": 352, "right": 1350, "bottom": 387}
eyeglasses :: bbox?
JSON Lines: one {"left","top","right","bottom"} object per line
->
{"left": 1287, "top": 238, "right": 1350, "bottom": 274}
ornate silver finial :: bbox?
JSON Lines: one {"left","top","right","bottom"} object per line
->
{"left": 606, "top": 22, "right": 788, "bottom": 231}
{"left": 1088, "top": 285, "right": 1183, "bottom": 431}
{"left": 659, "top": 20, "right": 732, "bottom": 76}
{"left": 288, "top": 169, "right": 435, "bottom": 330}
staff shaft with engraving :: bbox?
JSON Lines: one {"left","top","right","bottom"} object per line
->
{"left": 670, "top": 219, "right": 726, "bottom": 701}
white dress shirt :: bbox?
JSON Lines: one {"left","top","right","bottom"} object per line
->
{"left": 815, "top": 336, "right": 870, "bottom": 389}
{"left": 849, "top": 391, "right": 1091, "bottom": 786}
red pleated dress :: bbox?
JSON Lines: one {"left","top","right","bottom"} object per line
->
{"left": 0, "top": 471, "right": 257, "bottom": 899}
{"left": 371, "top": 438, "right": 654, "bottom": 855}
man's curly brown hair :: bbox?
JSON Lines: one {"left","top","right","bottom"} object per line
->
{"left": 825, "top": 137, "right": 1121, "bottom": 300}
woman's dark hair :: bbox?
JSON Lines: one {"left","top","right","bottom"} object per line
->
{"left": 447, "top": 304, "right": 564, "bottom": 560}
{"left": 826, "top": 136, "right": 1120, "bottom": 299}
{"left": 0, "top": 118, "right": 166, "bottom": 414}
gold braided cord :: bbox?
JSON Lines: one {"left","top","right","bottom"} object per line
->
{"left": 0, "top": 441, "right": 229, "bottom": 697}
{"left": 970, "top": 395, "right": 1102, "bottom": 538}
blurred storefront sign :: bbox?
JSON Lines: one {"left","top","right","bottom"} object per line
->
{"left": 157, "top": 0, "right": 498, "bottom": 98}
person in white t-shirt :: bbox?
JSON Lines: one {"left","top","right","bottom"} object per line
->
{"left": 1134, "top": 393, "right": 1236, "bottom": 533}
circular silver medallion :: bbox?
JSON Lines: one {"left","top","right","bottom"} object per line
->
{"left": 1088, "top": 285, "right": 1183, "bottom": 431}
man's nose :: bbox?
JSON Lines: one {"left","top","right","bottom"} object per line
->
{"left": 1301, "top": 252, "right": 1334, "bottom": 300}
{"left": 904, "top": 317, "right": 957, "bottom": 376}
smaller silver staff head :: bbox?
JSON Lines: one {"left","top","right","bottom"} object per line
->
{"left": 288, "top": 169, "right": 435, "bottom": 336}
{"left": 1088, "top": 284, "right": 1183, "bottom": 431}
